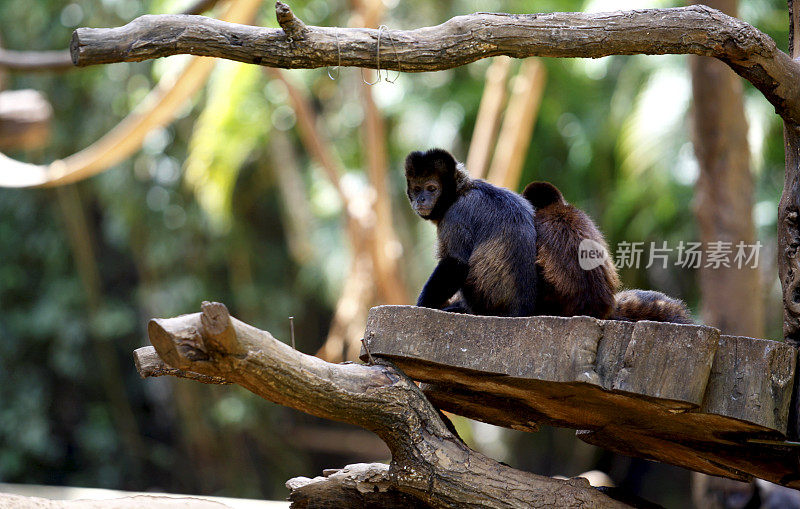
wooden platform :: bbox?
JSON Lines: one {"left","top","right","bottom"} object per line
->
{"left": 361, "top": 306, "right": 800, "bottom": 487}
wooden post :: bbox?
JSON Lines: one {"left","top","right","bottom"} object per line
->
{"left": 780, "top": 0, "right": 800, "bottom": 439}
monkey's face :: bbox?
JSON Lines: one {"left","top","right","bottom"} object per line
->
{"left": 407, "top": 178, "right": 441, "bottom": 218}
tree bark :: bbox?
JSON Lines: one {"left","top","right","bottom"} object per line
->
{"left": 70, "top": 4, "right": 800, "bottom": 124}
{"left": 139, "top": 301, "right": 630, "bottom": 508}
{"left": 286, "top": 463, "right": 419, "bottom": 508}
{"left": 779, "top": 0, "right": 800, "bottom": 446}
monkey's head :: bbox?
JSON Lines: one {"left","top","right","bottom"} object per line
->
{"left": 405, "top": 148, "right": 464, "bottom": 220}
{"left": 522, "top": 181, "right": 567, "bottom": 210}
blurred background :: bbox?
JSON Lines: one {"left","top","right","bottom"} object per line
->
{"left": 0, "top": 0, "right": 792, "bottom": 507}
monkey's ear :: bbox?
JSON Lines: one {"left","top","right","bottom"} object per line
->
{"left": 522, "top": 181, "right": 566, "bottom": 209}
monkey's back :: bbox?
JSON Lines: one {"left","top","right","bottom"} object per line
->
{"left": 535, "top": 203, "right": 620, "bottom": 318}
{"left": 438, "top": 180, "right": 538, "bottom": 317}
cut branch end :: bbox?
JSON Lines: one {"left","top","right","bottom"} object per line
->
{"left": 133, "top": 346, "right": 230, "bottom": 384}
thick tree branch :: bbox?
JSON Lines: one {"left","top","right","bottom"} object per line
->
{"left": 143, "top": 301, "right": 628, "bottom": 508}
{"left": 71, "top": 4, "right": 800, "bottom": 123}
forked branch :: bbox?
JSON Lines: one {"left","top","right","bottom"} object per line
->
{"left": 139, "top": 301, "right": 629, "bottom": 508}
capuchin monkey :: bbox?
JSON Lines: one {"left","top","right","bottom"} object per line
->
{"left": 522, "top": 181, "right": 692, "bottom": 324}
{"left": 405, "top": 148, "right": 538, "bottom": 317}
{"left": 523, "top": 181, "right": 620, "bottom": 318}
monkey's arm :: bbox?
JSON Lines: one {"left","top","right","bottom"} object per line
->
{"left": 416, "top": 257, "right": 469, "bottom": 309}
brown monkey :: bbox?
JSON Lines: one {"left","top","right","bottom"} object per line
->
{"left": 523, "top": 181, "right": 619, "bottom": 318}
{"left": 522, "top": 181, "right": 692, "bottom": 324}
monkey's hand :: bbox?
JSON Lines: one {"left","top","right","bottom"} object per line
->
{"left": 416, "top": 257, "right": 469, "bottom": 309}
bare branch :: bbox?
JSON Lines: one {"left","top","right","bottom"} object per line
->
{"left": 70, "top": 4, "right": 800, "bottom": 123}
{"left": 275, "top": 0, "right": 308, "bottom": 39}
{"left": 286, "top": 463, "right": 418, "bottom": 508}
{"left": 144, "top": 301, "right": 629, "bottom": 508}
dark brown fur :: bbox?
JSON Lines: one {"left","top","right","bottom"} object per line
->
{"left": 406, "top": 149, "right": 539, "bottom": 317}
{"left": 522, "top": 181, "right": 692, "bottom": 324}
{"left": 523, "top": 182, "right": 620, "bottom": 318}
{"left": 610, "top": 290, "right": 693, "bottom": 324}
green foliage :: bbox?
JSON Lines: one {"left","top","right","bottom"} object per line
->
{"left": 185, "top": 61, "right": 270, "bottom": 232}
{"left": 0, "top": 0, "right": 792, "bottom": 505}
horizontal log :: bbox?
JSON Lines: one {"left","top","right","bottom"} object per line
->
{"left": 69, "top": 3, "right": 800, "bottom": 124}
{"left": 362, "top": 306, "right": 799, "bottom": 487}
{"left": 364, "top": 306, "right": 719, "bottom": 409}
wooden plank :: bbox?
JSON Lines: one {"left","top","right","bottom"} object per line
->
{"left": 364, "top": 305, "right": 719, "bottom": 408}
{"left": 701, "top": 335, "right": 796, "bottom": 433}
{"left": 361, "top": 305, "right": 799, "bottom": 487}
{"left": 611, "top": 320, "right": 717, "bottom": 403}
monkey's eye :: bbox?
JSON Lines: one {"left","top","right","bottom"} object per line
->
{"left": 426, "top": 185, "right": 438, "bottom": 192}
{"left": 413, "top": 186, "right": 422, "bottom": 193}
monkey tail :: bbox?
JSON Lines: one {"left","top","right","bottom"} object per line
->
{"left": 609, "top": 289, "right": 693, "bottom": 324}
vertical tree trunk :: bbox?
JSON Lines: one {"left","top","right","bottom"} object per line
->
{"left": 689, "top": 0, "right": 764, "bottom": 503}
{"left": 780, "top": 0, "right": 800, "bottom": 442}
{"left": 689, "top": 0, "right": 764, "bottom": 339}
{"left": 779, "top": 0, "right": 800, "bottom": 347}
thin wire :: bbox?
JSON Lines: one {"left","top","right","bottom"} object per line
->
{"left": 327, "top": 30, "right": 341, "bottom": 80}
{"left": 361, "top": 24, "right": 385, "bottom": 85}
{"left": 381, "top": 25, "right": 402, "bottom": 83}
